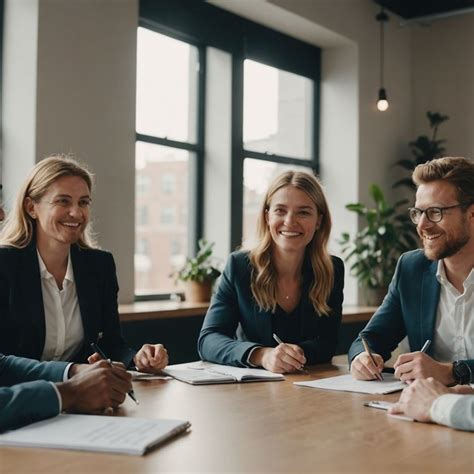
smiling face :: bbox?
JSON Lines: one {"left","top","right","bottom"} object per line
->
{"left": 25, "top": 175, "right": 91, "bottom": 250}
{"left": 415, "top": 180, "right": 472, "bottom": 261}
{"left": 265, "top": 185, "right": 321, "bottom": 256}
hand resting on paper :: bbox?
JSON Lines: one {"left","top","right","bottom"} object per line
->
{"left": 350, "top": 351, "right": 384, "bottom": 380}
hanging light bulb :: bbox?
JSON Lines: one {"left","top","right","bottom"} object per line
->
{"left": 377, "top": 88, "right": 389, "bottom": 111}
{"left": 376, "top": 9, "right": 389, "bottom": 111}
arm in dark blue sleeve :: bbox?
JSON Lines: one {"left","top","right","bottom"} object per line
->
{"left": 197, "top": 254, "right": 260, "bottom": 367}
{"left": 0, "top": 354, "right": 65, "bottom": 432}
{"left": 299, "top": 257, "right": 344, "bottom": 364}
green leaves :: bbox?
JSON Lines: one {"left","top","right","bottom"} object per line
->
{"left": 340, "top": 185, "right": 419, "bottom": 290}
{"left": 173, "top": 239, "right": 221, "bottom": 283}
{"left": 393, "top": 110, "right": 449, "bottom": 190}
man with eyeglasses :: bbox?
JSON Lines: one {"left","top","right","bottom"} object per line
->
{"left": 349, "top": 157, "right": 474, "bottom": 391}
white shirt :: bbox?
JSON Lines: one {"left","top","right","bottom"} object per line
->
{"left": 432, "top": 260, "right": 474, "bottom": 363}
{"left": 38, "top": 251, "right": 84, "bottom": 362}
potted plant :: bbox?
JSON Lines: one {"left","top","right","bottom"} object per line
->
{"left": 173, "top": 239, "right": 221, "bottom": 303}
{"left": 339, "top": 184, "right": 418, "bottom": 305}
{"left": 393, "top": 111, "right": 449, "bottom": 190}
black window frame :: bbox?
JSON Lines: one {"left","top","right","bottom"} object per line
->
{"left": 139, "top": 0, "right": 321, "bottom": 294}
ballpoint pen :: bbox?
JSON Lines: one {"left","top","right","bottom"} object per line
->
{"left": 272, "top": 333, "right": 306, "bottom": 372}
{"left": 420, "top": 339, "right": 431, "bottom": 353}
{"left": 361, "top": 336, "right": 384, "bottom": 382}
{"left": 90, "top": 342, "right": 139, "bottom": 405}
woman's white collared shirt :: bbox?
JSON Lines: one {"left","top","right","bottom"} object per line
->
{"left": 37, "top": 251, "right": 84, "bottom": 361}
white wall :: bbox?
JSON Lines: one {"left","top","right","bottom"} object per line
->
{"left": 2, "top": 0, "right": 138, "bottom": 302}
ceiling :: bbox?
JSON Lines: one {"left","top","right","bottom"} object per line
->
{"left": 374, "top": 0, "right": 474, "bottom": 21}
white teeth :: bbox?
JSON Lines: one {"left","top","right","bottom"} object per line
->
{"left": 280, "top": 231, "right": 300, "bottom": 237}
{"left": 424, "top": 234, "right": 441, "bottom": 241}
{"left": 61, "top": 222, "right": 80, "bottom": 227}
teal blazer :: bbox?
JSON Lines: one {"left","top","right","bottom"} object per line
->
{"left": 0, "top": 354, "right": 67, "bottom": 431}
{"left": 198, "top": 251, "right": 344, "bottom": 367}
{"left": 348, "top": 249, "right": 474, "bottom": 381}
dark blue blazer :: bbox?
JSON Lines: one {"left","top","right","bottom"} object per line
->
{"left": 348, "top": 249, "right": 474, "bottom": 380}
{"left": 0, "top": 353, "right": 67, "bottom": 431}
{"left": 0, "top": 242, "right": 135, "bottom": 367}
{"left": 198, "top": 251, "right": 344, "bottom": 367}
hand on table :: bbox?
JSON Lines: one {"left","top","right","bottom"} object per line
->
{"left": 57, "top": 360, "right": 132, "bottom": 413}
{"left": 133, "top": 343, "right": 169, "bottom": 373}
{"left": 350, "top": 351, "right": 384, "bottom": 380}
{"left": 250, "top": 344, "right": 306, "bottom": 373}
{"left": 388, "top": 377, "right": 451, "bottom": 422}
{"left": 393, "top": 352, "right": 454, "bottom": 385}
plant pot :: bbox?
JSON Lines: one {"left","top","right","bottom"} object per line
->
{"left": 184, "top": 280, "right": 213, "bottom": 303}
{"left": 363, "top": 287, "right": 388, "bottom": 306}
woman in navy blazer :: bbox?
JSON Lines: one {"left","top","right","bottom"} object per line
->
{"left": 0, "top": 155, "right": 167, "bottom": 371}
{"left": 198, "top": 171, "right": 344, "bottom": 373}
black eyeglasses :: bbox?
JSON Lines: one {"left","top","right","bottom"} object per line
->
{"left": 408, "top": 203, "right": 470, "bottom": 224}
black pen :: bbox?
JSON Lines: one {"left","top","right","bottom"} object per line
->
{"left": 90, "top": 342, "right": 139, "bottom": 405}
{"left": 361, "top": 336, "right": 384, "bottom": 382}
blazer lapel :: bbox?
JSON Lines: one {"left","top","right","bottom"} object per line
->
{"left": 71, "top": 246, "right": 100, "bottom": 346}
{"left": 420, "top": 260, "right": 441, "bottom": 352}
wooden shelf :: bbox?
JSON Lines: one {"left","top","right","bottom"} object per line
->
{"left": 119, "top": 301, "right": 377, "bottom": 324}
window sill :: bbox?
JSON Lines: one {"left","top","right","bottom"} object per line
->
{"left": 119, "top": 302, "right": 377, "bottom": 324}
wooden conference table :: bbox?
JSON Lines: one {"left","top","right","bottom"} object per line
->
{"left": 2, "top": 364, "right": 473, "bottom": 473}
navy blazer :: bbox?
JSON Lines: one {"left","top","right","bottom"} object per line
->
{"left": 0, "top": 353, "right": 67, "bottom": 431}
{"left": 348, "top": 249, "right": 474, "bottom": 381}
{"left": 198, "top": 251, "right": 344, "bottom": 367}
{"left": 0, "top": 242, "right": 135, "bottom": 367}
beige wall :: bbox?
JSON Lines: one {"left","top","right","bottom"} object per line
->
{"left": 412, "top": 13, "right": 474, "bottom": 159}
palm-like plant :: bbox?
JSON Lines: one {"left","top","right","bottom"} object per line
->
{"left": 393, "top": 111, "right": 449, "bottom": 190}
{"left": 340, "top": 184, "right": 418, "bottom": 290}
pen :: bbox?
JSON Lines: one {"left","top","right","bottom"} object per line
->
{"left": 90, "top": 342, "right": 139, "bottom": 405}
{"left": 361, "top": 336, "right": 384, "bottom": 382}
{"left": 272, "top": 333, "right": 305, "bottom": 372}
{"left": 420, "top": 339, "right": 431, "bottom": 353}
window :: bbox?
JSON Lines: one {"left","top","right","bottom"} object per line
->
{"left": 139, "top": 0, "right": 320, "bottom": 298}
{"left": 135, "top": 26, "right": 203, "bottom": 298}
{"left": 242, "top": 60, "right": 317, "bottom": 247}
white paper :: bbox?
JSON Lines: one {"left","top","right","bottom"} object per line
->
{"left": 0, "top": 414, "right": 190, "bottom": 456}
{"left": 128, "top": 370, "right": 172, "bottom": 381}
{"left": 294, "top": 373, "right": 406, "bottom": 394}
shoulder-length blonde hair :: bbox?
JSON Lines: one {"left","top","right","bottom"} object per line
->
{"left": 0, "top": 154, "right": 97, "bottom": 249}
{"left": 249, "top": 170, "right": 334, "bottom": 315}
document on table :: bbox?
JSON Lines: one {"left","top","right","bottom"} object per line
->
{"left": 0, "top": 414, "right": 191, "bottom": 456}
{"left": 128, "top": 370, "right": 172, "bottom": 381}
{"left": 163, "top": 361, "right": 285, "bottom": 385}
{"left": 294, "top": 373, "right": 406, "bottom": 394}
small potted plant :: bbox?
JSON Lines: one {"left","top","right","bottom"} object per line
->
{"left": 339, "top": 184, "right": 418, "bottom": 305}
{"left": 174, "top": 239, "right": 221, "bottom": 303}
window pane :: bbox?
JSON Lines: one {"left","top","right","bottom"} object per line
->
{"left": 135, "top": 141, "right": 190, "bottom": 295}
{"left": 136, "top": 27, "right": 198, "bottom": 143}
{"left": 243, "top": 59, "right": 313, "bottom": 160}
{"left": 242, "top": 158, "right": 314, "bottom": 248}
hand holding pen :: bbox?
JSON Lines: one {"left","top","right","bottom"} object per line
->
{"left": 350, "top": 336, "right": 384, "bottom": 381}
{"left": 271, "top": 333, "right": 307, "bottom": 373}
{"left": 90, "top": 343, "right": 139, "bottom": 405}
{"left": 393, "top": 339, "right": 442, "bottom": 384}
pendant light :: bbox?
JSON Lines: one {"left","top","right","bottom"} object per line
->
{"left": 376, "top": 8, "right": 389, "bottom": 111}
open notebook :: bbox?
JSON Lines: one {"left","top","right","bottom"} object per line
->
{"left": 163, "top": 361, "right": 285, "bottom": 385}
{"left": 0, "top": 414, "right": 190, "bottom": 456}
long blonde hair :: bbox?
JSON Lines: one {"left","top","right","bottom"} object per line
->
{"left": 249, "top": 170, "right": 334, "bottom": 315}
{"left": 0, "top": 154, "right": 97, "bottom": 249}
